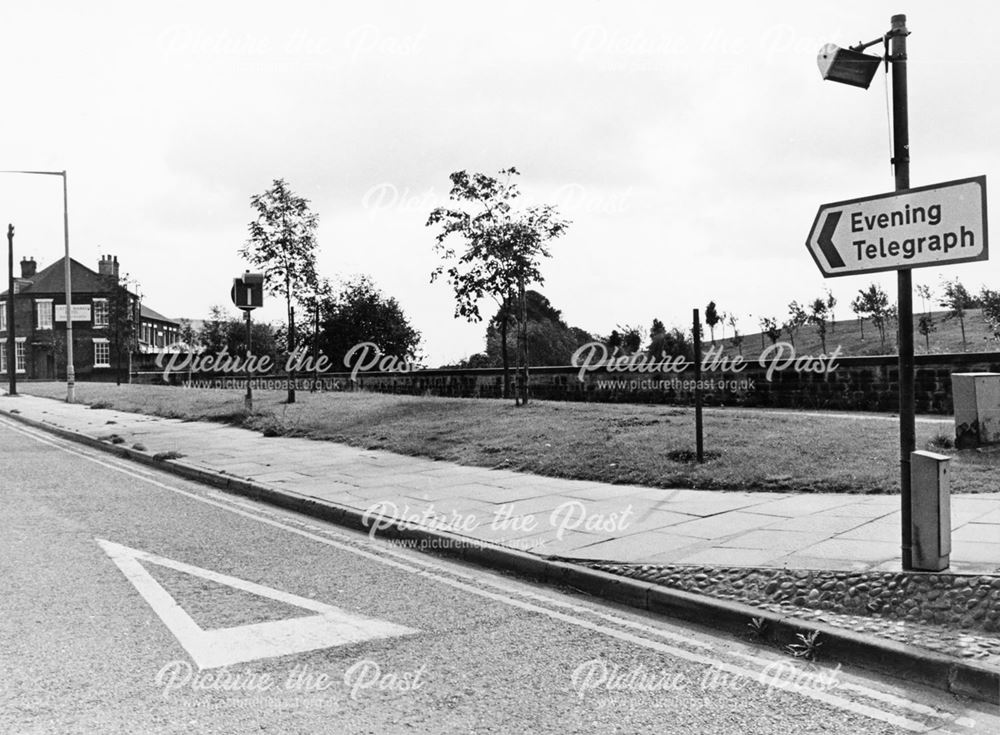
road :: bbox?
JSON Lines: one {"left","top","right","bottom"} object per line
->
{"left": 0, "top": 416, "right": 995, "bottom": 735}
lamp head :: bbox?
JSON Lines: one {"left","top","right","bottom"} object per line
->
{"left": 817, "top": 43, "right": 882, "bottom": 89}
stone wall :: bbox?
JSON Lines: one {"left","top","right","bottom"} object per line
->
{"left": 131, "top": 351, "right": 1000, "bottom": 415}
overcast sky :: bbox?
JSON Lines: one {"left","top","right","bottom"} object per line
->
{"left": 2, "top": 1, "right": 997, "bottom": 364}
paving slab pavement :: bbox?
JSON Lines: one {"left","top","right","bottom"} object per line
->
{"left": 3, "top": 392, "right": 997, "bottom": 574}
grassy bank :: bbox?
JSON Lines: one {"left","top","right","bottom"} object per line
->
{"left": 19, "top": 382, "right": 998, "bottom": 494}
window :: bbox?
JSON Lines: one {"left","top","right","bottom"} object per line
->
{"left": 36, "top": 299, "right": 53, "bottom": 330}
{"left": 93, "top": 338, "right": 110, "bottom": 368}
{"left": 15, "top": 339, "right": 25, "bottom": 373}
{"left": 93, "top": 299, "right": 109, "bottom": 328}
{"left": 0, "top": 301, "right": 5, "bottom": 331}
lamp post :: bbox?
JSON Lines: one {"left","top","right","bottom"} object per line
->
{"left": 0, "top": 169, "right": 74, "bottom": 403}
{"left": 819, "top": 15, "right": 915, "bottom": 569}
{"left": 6, "top": 224, "right": 16, "bottom": 396}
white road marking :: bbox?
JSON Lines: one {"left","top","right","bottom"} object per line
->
{"left": 1, "top": 418, "right": 981, "bottom": 731}
{"left": 97, "top": 538, "right": 417, "bottom": 669}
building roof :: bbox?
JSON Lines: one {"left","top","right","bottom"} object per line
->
{"left": 141, "top": 304, "right": 180, "bottom": 326}
{"left": 10, "top": 257, "right": 110, "bottom": 296}
{"left": 2, "top": 256, "right": 177, "bottom": 327}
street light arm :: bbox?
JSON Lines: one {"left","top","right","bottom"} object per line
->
{"left": 849, "top": 35, "right": 886, "bottom": 53}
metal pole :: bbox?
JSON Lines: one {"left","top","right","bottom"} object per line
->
{"left": 693, "top": 308, "right": 704, "bottom": 463}
{"left": 245, "top": 309, "right": 253, "bottom": 413}
{"left": 890, "top": 14, "right": 914, "bottom": 570}
{"left": 6, "top": 225, "right": 16, "bottom": 396}
{"left": 62, "top": 171, "right": 75, "bottom": 403}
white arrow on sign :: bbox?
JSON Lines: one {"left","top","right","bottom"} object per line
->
{"left": 98, "top": 539, "right": 418, "bottom": 669}
{"left": 806, "top": 176, "right": 987, "bottom": 277}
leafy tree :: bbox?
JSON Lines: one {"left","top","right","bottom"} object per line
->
{"left": 850, "top": 293, "right": 867, "bottom": 339}
{"left": 727, "top": 313, "right": 744, "bottom": 356}
{"left": 484, "top": 291, "right": 591, "bottom": 366}
{"left": 705, "top": 301, "right": 720, "bottom": 345}
{"left": 197, "top": 305, "right": 280, "bottom": 369}
{"left": 854, "top": 284, "right": 890, "bottom": 349}
{"left": 427, "top": 167, "right": 569, "bottom": 405}
{"left": 917, "top": 314, "right": 936, "bottom": 352}
{"left": 317, "top": 276, "right": 421, "bottom": 369}
{"left": 939, "top": 278, "right": 974, "bottom": 351}
{"left": 606, "top": 329, "right": 623, "bottom": 353}
{"left": 759, "top": 316, "right": 782, "bottom": 347}
{"left": 99, "top": 272, "right": 140, "bottom": 386}
{"left": 241, "top": 178, "right": 320, "bottom": 403}
{"left": 980, "top": 287, "right": 1000, "bottom": 344}
{"left": 915, "top": 284, "right": 934, "bottom": 353}
{"left": 808, "top": 297, "right": 829, "bottom": 353}
{"left": 825, "top": 289, "right": 837, "bottom": 333}
{"left": 784, "top": 301, "right": 808, "bottom": 348}
{"left": 178, "top": 318, "right": 199, "bottom": 348}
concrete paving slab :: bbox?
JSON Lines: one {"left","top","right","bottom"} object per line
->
{"left": 672, "top": 547, "right": 789, "bottom": 567}
{"left": 666, "top": 512, "right": 780, "bottom": 540}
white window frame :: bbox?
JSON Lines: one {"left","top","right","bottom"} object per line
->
{"left": 0, "top": 344, "right": 5, "bottom": 373}
{"left": 14, "top": 337, "right": 26, "bottom": 373}
{"left": 36, "top": 298, "right": 53, "bottom": 330}
{"left": 0, "top": 300, "right": 6, "bottom": 332}
{"left": 93, "top": 338, "right": 110, "bottom": 368}
{"left": 93, "top": 298, "right": 109, "bottom": 328}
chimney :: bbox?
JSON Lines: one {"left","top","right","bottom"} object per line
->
{"left": 98, "top": 254, "right": 120, "bottom": 278}
{"left": 20, "top": 257, "right": 36, "bottom": 278}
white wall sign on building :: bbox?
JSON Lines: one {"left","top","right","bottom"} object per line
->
{"left": 54, "top": 304, "right": 92, "bottom": 322}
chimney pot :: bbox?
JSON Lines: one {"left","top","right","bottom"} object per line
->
{"left": 20, "top": 257, "right": 37, "bottom": 278}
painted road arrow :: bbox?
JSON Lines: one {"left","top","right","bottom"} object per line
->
{"left": 806, "top": 175, "right": 987, "bottom": 277}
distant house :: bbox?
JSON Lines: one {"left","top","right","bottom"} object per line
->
{"left": 0, "top": 255, "right": 179, "bottom": 380}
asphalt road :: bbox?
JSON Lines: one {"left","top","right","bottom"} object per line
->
{"left": 0, "top": 416, "right": 995, "bottom": 735}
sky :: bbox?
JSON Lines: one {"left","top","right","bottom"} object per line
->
{"left": 1, "top": 1, "right": 997, "bottom": 365}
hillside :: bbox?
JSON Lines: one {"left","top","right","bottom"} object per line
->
{"left": 717, "top": 308, "right": 999, "bottom": 358}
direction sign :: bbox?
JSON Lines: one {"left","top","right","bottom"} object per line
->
{"left": 806, "top": 176, "right": 987, "bottom": 277}
{"left": 231, "top": 272, "right": 264, "bottom": 310}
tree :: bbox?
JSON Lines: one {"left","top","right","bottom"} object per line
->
{"left": 619, "top": 324, "right": 644, "bottom": 354}
{"left": 727, "top": 313, "right": 744, "bottom": 356}
{"left": 99, "top": 272, "right": 140, "bottom": 386}
{"left": 759, "top": 316, "right": 782, "bottom": 347}
{"left": 855, "top": 284, "right": 890, "bottom": 349}
{"left": 940, "top": 278, "right": 974, "bottom": 351}
{"left": 427, "top": 167, "right": 569, "bottom": 405}
{"left": 784, "top": 301, "right": 808, "bottom": 348}
{"left": 850, "top": 293, "right": 867, "bottom": 339}
{"left": 917, "top": 314, "right": 936, "bottom": 352}
{"left": 980, "top": 287, "right": 1000, "bottom": 344}
{"left": 484, "top": 290, "right": 591, "bottom": 366}
{"left": 241, "top": 178, "right": 320, "bottom": 403}
{"left": 198, "top": 305, "right": 280, "bottom": 366}
{"left": 317, "top": 276, "right": 421, "bottom": 369}
{"left": 705, "top": 301, "right": 720, "bottom": 345}
{"left": 808, "top": 297, "right": 829, "bottom": 353}
{"left": 825, "top": 289, "right": 837, "bottom": 333}
{"left": 177, "top": 318, "right": 199, "bottom": 348}
{"left": 915, "top": 284, "right": 934, "bottom": 353}
{"left": 648, "top": 320, "right": 693, "bottom": 360}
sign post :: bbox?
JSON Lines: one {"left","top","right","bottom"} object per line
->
{"left": 814, "top": 15, "right": 989, "bottom": 571}
{"left": 231, "top": 271, "right": 263, "bottom": 413}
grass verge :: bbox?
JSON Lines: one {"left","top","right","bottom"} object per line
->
{"left": 17, "top": 382, "right": 999, "bottom": 494}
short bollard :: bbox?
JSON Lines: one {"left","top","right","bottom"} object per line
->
{"left": 910, "top": 450, "right": 951, "bottom": 572}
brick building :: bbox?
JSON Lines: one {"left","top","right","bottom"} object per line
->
{"left": 1, "top": 255, "right": 180, "bottom": 380}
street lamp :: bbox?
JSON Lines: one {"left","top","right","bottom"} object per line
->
{"left": 0, "top": 169, "right": 75, "bottom": 403}
{"left": 818, "top": 15, "right": 915, "bottom": 569}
